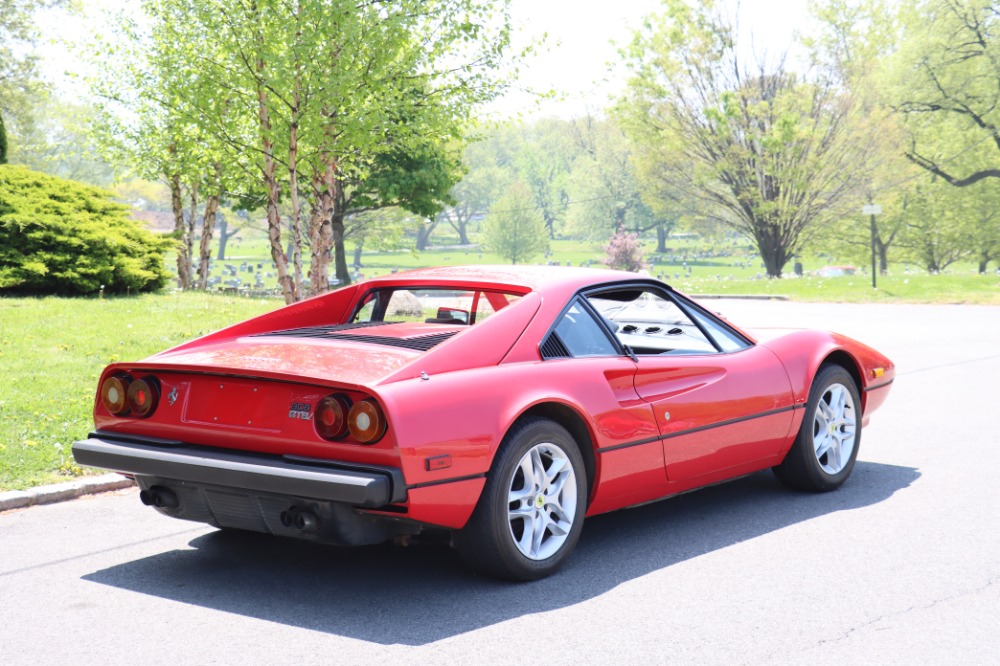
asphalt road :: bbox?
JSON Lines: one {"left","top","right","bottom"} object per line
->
{"left": 2, "top": 299, "right": 998, "bottom": 665}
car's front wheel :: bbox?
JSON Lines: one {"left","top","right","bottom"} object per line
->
{"left": 774, "top": 364, "right": 861, "bottom": 492}
{"left": 456, "top": 417, "right": 586, "bottom": 581}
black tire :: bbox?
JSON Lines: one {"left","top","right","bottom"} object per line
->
{"left": 773, "top": 365, "right": 862, "bottom": 492}
{"left": 455, "top": 417, "right": 587, "bottom": 581}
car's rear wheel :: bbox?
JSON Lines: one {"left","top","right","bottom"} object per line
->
{"left": 456, "top": 417, "right": 586, "bottom": 581}
{"left": 773, "top": 365, "right": 861, "bottom": 492}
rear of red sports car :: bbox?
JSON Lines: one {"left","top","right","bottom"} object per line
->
{"left": 73, "top": 274, "right": 541, "bottom": 547}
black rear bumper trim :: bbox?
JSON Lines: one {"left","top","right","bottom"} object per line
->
{"left": 72, "top": 433, "right": 404, "bottom": 507}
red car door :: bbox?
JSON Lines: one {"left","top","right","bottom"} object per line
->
{"left": 583, "top": 284, "right": 796, "bottom": 485}
{"left": 633, "top": 345, "right": 795, "bottom": 482}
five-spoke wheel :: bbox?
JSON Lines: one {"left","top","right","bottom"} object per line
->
{"left": 774, "top": 365, "right": 862, "bottom": 492}
{"left": 457, "top": 418, "right": 586, "bottom": 581}
{"left": 506, "top": 442, "right": 578, "bottom": 561}
{"left": 812, "top": 382, "right": 857, "bottom": 475}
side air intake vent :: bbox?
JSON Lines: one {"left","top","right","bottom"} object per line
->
{"left": 540, "top": 334, "right": 570, "bottom": 360}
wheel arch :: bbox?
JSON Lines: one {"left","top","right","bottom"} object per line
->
{"left": 819, "top": 349, "right": 865, "bottom": 411}
{"left": 512, "top": 402, "right": 597, "bottom": 505}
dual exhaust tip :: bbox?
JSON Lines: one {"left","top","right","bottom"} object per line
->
{"left": 280, "top": 507, "right": 320, "bottom": 532}
{"left": 139, "top": 486, "right": 320, "bottom": 533}
{"left": 139, "top": 486, "right": 178, "bottom": 509}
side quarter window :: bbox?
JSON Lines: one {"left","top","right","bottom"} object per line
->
{"left": 542, "top": 299, "right": 619, "bottom": 359}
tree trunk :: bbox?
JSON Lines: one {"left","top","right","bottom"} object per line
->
{"left": 353, "top": 239, "right": 363, "bottom": 268}
{"left": 877, "top": 242, "right": 889, "bottom": 275}
{"left": 254, "top": 36, "right": 295, "bottom": 304}
{"left": 656, "top": 223, "right": 668, "bottom": 253}
{"left": 416, "top": 221, "right": 437, "bottom": 251}
{"left": 195, "top": 163, "right": 222, "bottom": 290}
{"left": 169, "top": 173, "right": 192, "bottom": 289}
{"left": 308, "top": 161, "right": 337, "bottom": 294}
{"left": 187, "top": 183, "right": 199, "bottom": 278}
{"left": 0, "top": 111, "right": 7, "bottom": 164}
{"left": 456, "top": 219, "right": 470, "bottom": 245}
{"left": 288, "top": 0, "right": 304, "bottom": 296}
{"left": 332, "top": 213, "right": 350, "bottom": 285}
{"left": 216, "top": 214, "right": 240, "bottom": 260}
{"left": 755, "top": 223, "right": 787, "bottom": 278}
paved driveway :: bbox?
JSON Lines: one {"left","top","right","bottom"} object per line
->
{"left": 2, "top": 300, "right": 998, "bottom": 664}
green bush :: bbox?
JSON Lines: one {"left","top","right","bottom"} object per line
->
{"left": 0, "top": 165, "right": 172, "bottom": 295}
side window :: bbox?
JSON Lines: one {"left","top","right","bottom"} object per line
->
{"left": 543, "top": 299, "right": 618, "bottom": 358}
{"left": 353, "top": 295, "right": 377, "bottom": 323}
{"left": 687, "top": 308, "right": 749, "bottom": 352}
{"left": 586, "top": 288, "right": 718, "bottom": 355}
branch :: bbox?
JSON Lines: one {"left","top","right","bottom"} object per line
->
{"left": 905, "top": 151, "right": 1000, "bottom": 186}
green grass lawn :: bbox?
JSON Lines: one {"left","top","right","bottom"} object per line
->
{"left": 0, "top": 293, "right": 279, "bottom": 491}
{"left": 196, "top": 232, "right": 999, "bottom": 304}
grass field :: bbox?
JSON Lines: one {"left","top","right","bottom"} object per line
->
{"left": 0, "top": 293, "right": 278, "bottom": 491}
{"left": 2, "top": 233, "right": 997, "bottom": 491}
{"left": 186, "top": 232, "right": 1000, "bottom": 304}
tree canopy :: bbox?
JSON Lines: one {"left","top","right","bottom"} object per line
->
{"left": 94, "top": 0, "right": 518, "bottom": 302}
{"left": 482, "top": 180, "right": 549, "bottom": 264}
{"left": 616, "top": 0, "right": 877, "bottom": 278}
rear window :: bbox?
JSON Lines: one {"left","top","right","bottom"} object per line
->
{"left": 351, "top": 288, "right": 523, "bottom": 326}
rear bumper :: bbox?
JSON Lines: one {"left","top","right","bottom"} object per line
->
{"left": 72, "top": 431, "right": 406, "bottom": 507}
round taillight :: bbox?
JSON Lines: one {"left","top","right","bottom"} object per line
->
{"left": 348, "top": 399, "right": 387, "bottom": 444}
{"left": 101, "top": 374, "right": 131, "bottom": 416}
{"left": 315, "top": 394, "right": 351, "bottom": 441}
{"left": 127, "top": 376, "right": 159, "bottom": 418}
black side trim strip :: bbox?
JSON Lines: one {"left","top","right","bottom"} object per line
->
{"left": 864, "top": 378, "right": 894, "bottom": 392}
{"left": 407, "top": 472, "right": 486, "bottom": 491}
{"left": 597, "top": 436, "right": 663, "bottom": 454}
{"left": 91, "top": 429, "right": 182, "bottom": 447}
{"left": 597, "top": 404, "right": 803, "bottom": 454}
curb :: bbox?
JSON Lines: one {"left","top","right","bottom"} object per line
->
{"left": 691, "top": 294, "right": 789, "bottom": 300}
{"left": 0, "top": 474, "right": 136, "bottom": 513}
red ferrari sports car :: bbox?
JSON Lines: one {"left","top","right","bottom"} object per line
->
{"left": 73, "top": 266, "right": 894, "bottom": 580}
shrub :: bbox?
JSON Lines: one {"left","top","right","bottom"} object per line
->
{"left": 604, "top": 226, "right": 647, "bottom": 272}
{"left": 0, "top": 165, "right": 172, "bottom": 295}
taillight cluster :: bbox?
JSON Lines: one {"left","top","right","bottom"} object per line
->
{"left": 314, "top": 393, "right": 387, "bottom": 444}
{"left": 100, "top": 373, "right": 160, "bottom": 418}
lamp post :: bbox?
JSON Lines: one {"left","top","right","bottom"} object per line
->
{"left": 862, "top": 204, "right": 882, "bottom": 288}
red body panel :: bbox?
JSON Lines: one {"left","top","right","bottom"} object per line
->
{"left": 84, "top": 266, "right": 894, "bottom": 533}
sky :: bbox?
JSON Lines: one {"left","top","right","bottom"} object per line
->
{"left": 489, "top": 0, "right": 813, "bottom": 118}
{"left": 37, "top": 0, "right": 814, "bottom": 120}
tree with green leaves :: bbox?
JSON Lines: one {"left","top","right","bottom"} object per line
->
{"left": 617, "top": 0, "right": 877, "bottom": 277}
{"left": 433, "top": 134, "right": 515, "bottom": 248}
{"left": 890, "top": 0, "right": 1000, "bottom": 187}
{"left": 808, "top": 0, "right": 913, "bottom": 273}
{"left": 566, "top": 114, "right": 660, "bottom": 245}
{"left": 95, "top": 0, "right": 517, "bottom": 303}
{"left": 482, "top": 180, "right": 549, "bottom": 265}
{"left": 1, "top": 0, "right": 65, "bottom": 162}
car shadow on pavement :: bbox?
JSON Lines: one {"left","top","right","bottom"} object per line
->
{"left": 83, "top": 460, "right": 918, "bottom": 646}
